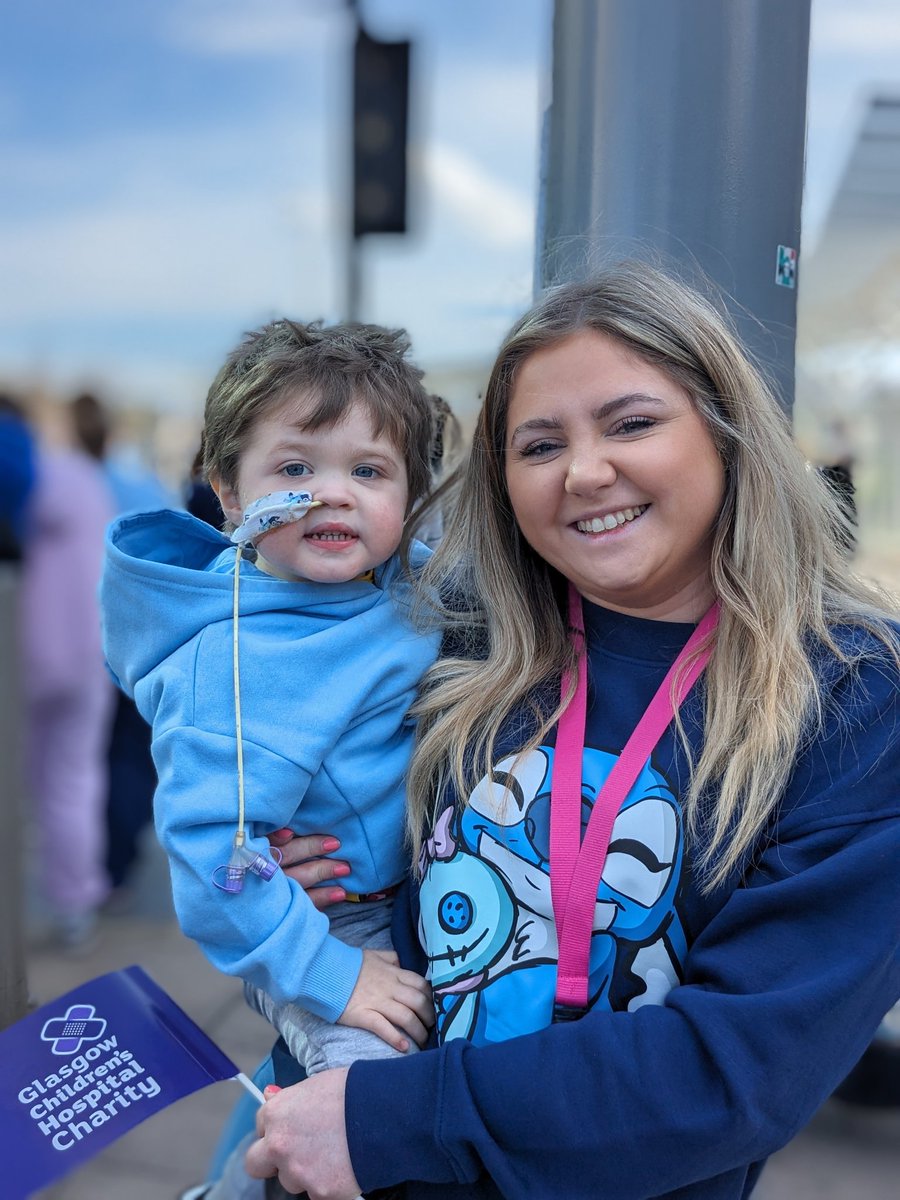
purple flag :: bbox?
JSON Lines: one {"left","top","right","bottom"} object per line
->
{"left": 0, "top": 965, "right": 260, "bottom": 1198}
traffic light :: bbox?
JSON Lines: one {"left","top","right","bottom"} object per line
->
{"left": 353, "top": 28, "right": 410, "bottom": 237}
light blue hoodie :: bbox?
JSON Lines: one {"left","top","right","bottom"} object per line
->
{"left": 101, "top": 508, "right": 438, "bottom": 1022}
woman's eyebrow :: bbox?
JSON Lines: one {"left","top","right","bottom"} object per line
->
{"left": 509, "top": 393, "right": 666, "bottom": 441}
{"left": 508, "top": 416, "right": 563, "bottom": 440}
{"left": 590, "top": 393, "right": 666, "bottom": 420}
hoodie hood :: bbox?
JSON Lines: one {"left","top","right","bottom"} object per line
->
{"left": 101, "top": 507, "right": 426, "bottom": 696}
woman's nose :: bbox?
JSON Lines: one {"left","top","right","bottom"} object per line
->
{"left": 564, "top": 451, "right": 616, "bottom": 495}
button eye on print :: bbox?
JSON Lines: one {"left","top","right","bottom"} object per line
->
{"left": 438, "top": 890, "right": 474, "bottom": 933}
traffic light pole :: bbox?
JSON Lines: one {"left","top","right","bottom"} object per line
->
{"left": 538, "top": 0, "right": 811, "bottom": 412}
{"left": 346, "top": 1, "right": 410, "bottom": 322}
{"left": 346, "top": 0, "right": 361, "bottom": 322}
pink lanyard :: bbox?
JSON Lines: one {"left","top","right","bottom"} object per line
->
{"left": 550, "top": 583, "right": 720, "bottom": 1017}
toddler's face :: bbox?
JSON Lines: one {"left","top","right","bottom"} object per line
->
{"left": 216, "top": 393, "right": 409, "bottom": 583}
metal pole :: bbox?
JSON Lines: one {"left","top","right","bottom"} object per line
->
{"left": 347, "top": 230, "right": 362, "bottom": 323}
{"left": 539, "top": 0, "right": 811, "bottom": 412}
{"left": 0, "top": 564, "right": 28, "bottom": 1029}
{"left": 346, "top": 0, "right": 362, "bottom": 322}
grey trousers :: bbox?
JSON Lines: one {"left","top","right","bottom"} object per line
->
{"left": 245, "top": 898, "right": 418, "bottom": 1074}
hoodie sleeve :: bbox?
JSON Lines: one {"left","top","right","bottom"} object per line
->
{"left": 345, "top": 654, "right": 900, "bottom": 1199}
{"left": 137, "top": 634, "right": 363, "bottom": 1022}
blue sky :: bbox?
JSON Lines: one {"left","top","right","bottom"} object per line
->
{"left": 1, "top": 0, "right": 898, "bottom": 414}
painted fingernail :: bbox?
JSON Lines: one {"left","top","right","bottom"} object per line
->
{"left": 322, "top": 837, "right": 341, "bottom": 852}
{"left": 329, "top": 889, "right": 346, "bottom": 902}
{"left": 333, "top": 863, "right": 351, "bottom": 877}
{"left": 263, "top": 1085, "right": 282, "bottom": 1097}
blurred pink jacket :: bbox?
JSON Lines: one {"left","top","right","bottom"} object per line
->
{"left": 19, "top": 448, "right": 114, "bottom": 700}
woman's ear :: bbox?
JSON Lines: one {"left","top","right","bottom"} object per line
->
{"left": 209, "top": 473, "right": 243, "bottom": 527}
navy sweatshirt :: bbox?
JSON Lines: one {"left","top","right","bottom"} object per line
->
{"left": 345, "top": 603, "right": 900, "bottom": 1199}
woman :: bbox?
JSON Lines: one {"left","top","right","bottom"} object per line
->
{"left": 246, "top": 264, "right": 900, "bottom": 1200}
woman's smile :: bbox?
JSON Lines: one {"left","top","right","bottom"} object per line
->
{"left": 574, "top": 503, "right": 650, "bottom": 534}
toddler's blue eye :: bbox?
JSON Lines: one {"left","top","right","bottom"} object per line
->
{"left": 283, "top": 463, "right": 308, "bottom": 477}
{"left": 353, "top": 465, "right": 377, "bottom": 479}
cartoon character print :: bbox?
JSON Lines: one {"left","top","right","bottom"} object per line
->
{"left": 418, "top": 745, "right": 687, "bottom": 1044}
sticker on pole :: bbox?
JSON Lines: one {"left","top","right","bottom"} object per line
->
{"left": 0, "top": 965, "right": 261, "bottom": 1198}
{"left": 775, "top": 244, "right": 797, "bottom": 288}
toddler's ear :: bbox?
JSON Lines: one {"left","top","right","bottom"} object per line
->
{"left": 209, "top": 473, "right": 243, "bottom": 526}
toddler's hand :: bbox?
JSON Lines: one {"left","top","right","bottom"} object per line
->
{"left": 338, "top": 948, "right": 434, "bottom": 1053}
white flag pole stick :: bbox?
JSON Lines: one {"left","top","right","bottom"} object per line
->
{"left": 235, "top": 1072, "right": 266, "bottom": 1104}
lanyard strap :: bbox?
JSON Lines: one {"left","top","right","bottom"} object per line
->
{"left": 550, "top": 584, "right": 719, "bottom": 1012}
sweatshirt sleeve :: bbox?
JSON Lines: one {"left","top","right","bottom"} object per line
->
{"left": 137, "top": 640, "right": 363, "bottom": 1022}
{"left": 346, "top": 654, "right": 900, "bottom": 1199}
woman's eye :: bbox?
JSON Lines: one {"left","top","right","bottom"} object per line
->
{"left": 518, "top": 439, "right": 561, "bottom": 459}
{"left": 353, "top": 465, "right": 379, "bottom": 479}
{"left": 610, "top": 416, "right": 656, "bottom": 435}
{"left": 282, "top": 463, "right": 309, "bottom": 477}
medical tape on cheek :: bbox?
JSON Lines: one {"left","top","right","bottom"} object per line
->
{"left": 229, "top": 490, "right": 323, "bottom": 546}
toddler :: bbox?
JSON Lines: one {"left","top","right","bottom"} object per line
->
{"left": 101, "top": 319, "right": 440, "bottom": 1082}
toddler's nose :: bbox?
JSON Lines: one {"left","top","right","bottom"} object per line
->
{"left": 311, "top": 478, "right": 354, "bottom": 509}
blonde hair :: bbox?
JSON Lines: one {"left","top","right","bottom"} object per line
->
{"left": 407, "top": 263, "right": 899, "bottom": 890}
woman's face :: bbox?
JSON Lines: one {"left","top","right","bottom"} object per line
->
{"left": 504, "top": 329, "right": 725, "bottom": 622}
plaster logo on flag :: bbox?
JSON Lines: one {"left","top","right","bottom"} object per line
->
{"left": 0, "top": 966, "right": 261, "bottom": 1199}
{"left": 41, "top": 1005, "right": 108, "bottom": 1055}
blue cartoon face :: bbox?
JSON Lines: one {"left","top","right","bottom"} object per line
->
{"left": 417, "top": 744, "right": 687, "bottom": 1044}
{"left": 418, "top": 848, "right": 516, "bottom": 993}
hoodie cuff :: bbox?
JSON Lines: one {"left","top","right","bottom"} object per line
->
{"left": 346, "top": 1048, "right": 468, "bottom": 1192}
{"left": 298, "top": 936, "right": 364, "bottom": 1023}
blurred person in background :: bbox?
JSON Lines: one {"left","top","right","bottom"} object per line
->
{"left": 0, "top": 392, "right": 36, "bottom": 561}
{"left": 70, "top": 390, "right": 176, "bottom": 516}
{"left": 69, "top": 390, "right": 174, "bottom": 905}
{"left": 19, "top": 395, "right": 116, "bottom": 948}
{"left": 185, "top": 442, "right": 226, "bottom": 529}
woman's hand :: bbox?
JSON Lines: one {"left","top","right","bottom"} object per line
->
{"left": 246, "top": 1071, "right": 362, "bottom": 1199}
{"left": 267, "top": 830, "right": 350, "bottom": 910}
{"left": 339, "top": 948, "right": 434, "bottom": 1053}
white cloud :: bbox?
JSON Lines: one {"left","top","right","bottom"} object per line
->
{"left": 0, "top": 184, "right": 335, "bottom": 324}
{"left": 164, "top": 0, "right": 342, "bottom": 57}
{"left": 813, "top": 8, "right": 900, "bottom": 53}
{"left": 418, "top": 143, "right": 534, "bottom": 248}
{"left": 426, "top": 61, "right": 545, "bottom": 174}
